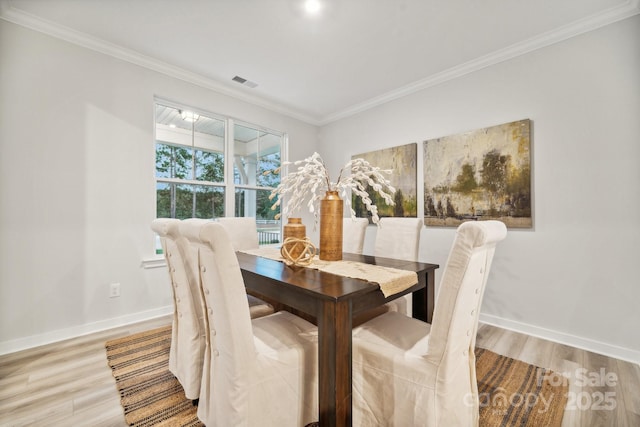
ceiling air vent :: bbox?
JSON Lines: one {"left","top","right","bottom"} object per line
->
{"left": 232, "top": 75, "right": 258, "bottom": 88}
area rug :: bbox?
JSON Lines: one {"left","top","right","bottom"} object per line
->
{"left": 106, "top": 326, "right": 568, "bottom": 426}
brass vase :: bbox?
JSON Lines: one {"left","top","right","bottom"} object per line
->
{"left": 319, "top": 190, "right": 343, "bottom": 261}
{"left": 282, "top": 217, "right": 306, "bottom": 260}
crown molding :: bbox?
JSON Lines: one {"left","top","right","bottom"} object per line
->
{"left": 319, "top": 0, "right": 640, "bottom": 125}
{"left": 2, "top": 0, "right": 637, "bottom": 127}
{"left": 0, "top": 2, "right": 322, "bottom": 126}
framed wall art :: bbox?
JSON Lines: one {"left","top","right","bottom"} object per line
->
{"left": 423, "top": 119, "right": 532, "bottom": 228}
{"left": 352, "top": 143, "right": 418, "bottom": 219}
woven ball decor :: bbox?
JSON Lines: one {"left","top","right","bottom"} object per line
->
{"left": 280, "top": 237, "right": 316, "bottom": 266}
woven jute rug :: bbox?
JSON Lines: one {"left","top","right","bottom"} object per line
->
{"left": 106, "top": 326, "right": 568, "bottom": 426}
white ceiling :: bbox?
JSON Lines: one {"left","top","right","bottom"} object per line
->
{"left": 1, "top": 0, "right": 638, "bottom": 124}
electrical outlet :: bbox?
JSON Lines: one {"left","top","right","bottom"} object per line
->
{"left": 109, "top": 283, "right": 121, "bottom": 298}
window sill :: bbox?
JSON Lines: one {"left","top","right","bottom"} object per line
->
{"left": 141, "top": 257, "right": 167, "bottom": 269}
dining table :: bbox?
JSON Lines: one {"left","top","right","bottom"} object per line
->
{"left": 236, "top": 249, "right": 439, "bottom": 427}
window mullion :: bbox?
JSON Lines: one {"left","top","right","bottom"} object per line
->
{"left": 225, "top": 119, "right": 235, "bottom": 216}
{"left": 158, "top": 177, "right": 223, "bottom": 187}
{"left": 191, "top": 118, "right": 197, "bottom": 217}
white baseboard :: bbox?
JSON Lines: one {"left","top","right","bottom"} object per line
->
{"left": 4, "top": 308, "right": 638, "bottom": 364}
{"left": 0, "top": 306, "right": 173, "bottom": 356}
{"left": 479, "top": 313, "right": 640, "bottom": 365}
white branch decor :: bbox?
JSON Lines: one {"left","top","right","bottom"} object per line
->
{"left": 267, "top": 152, "right": 396, "bottom": 225}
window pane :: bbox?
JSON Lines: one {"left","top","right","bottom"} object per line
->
{"left": 155, "top": 104, "right": 225, "bottom": 183}
{"left": 193, "top": 115, "right": 225, "bottom": 183}
{"left": 233, "top": 124, "right": 281, "bottom": 187}
{"left": 235, "top": 188, "right": 280, "bottom": 244}
{"left": 257, "top": 223, "right": 281, "bottom": 245}
{"left": 157, "top": 182, "right": 224, "bottom": 219}
{"left": 258, "top": 148, "right": 281, "bottom": 187}
{"left": 154, "top": 101, "right": 285, "bottom": 248}
{"left": 155, "top": 143, "right": 193, "bottom": 179}
{"left": 234, "top": 188, "right": 279, "bottom": 220}
{"left": 194, "top": 148, "right": 224, "bottom": 182}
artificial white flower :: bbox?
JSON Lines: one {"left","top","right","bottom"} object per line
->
{"left": 269, "top": 152, "right": 395, "bottom": 225}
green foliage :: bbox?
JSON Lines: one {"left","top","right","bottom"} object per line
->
{"left": 257, "top": 153, "right": 281, "bottom": 187}
{"left": 424, "top": 150, "right": 531, "bottom": 221}
{"left": 157, "top": 184, "right": 224, "bottom": 219}
{"left": 198, "top": 151, "right": 224, "bottom": 182}
{"left": 352, "top": 191, "right": 366, "bottom": 218}
{"left": 352, "top": 184, "right": 418, "bottom": 219}
{"left": 481, "top": 150, "right": 510, "bottom": 194}
{"left": 453, "top": 163, "right": 478, "bottom": 193}
{"left": 156, "top": 142, "right": 280, "bottom": 220}
{"left": 402, "top": 194, "right": 417, "bottom": 218}
{"left": 507, "top": 164, "right": 530, "bottom": 194}
{"left": 156, "top": 144, "right": 192, "bottom": 179}
{"left": 394, "top": 189, "right": 405, "bottom": 217}
{"left": 505, "top": 164, "right": 531, "bottom": 217}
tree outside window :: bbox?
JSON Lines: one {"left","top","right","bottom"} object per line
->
{"left": 154, "top": 102, "right": 283, "bottom": 248}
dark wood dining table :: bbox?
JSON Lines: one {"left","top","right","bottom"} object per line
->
{"left": 236, "top": 251, "right": 439, "bottom": 427}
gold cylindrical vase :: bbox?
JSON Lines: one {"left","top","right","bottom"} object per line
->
{"left": 319, "top": 190, "right": 343, "bottom": 261}
{"left": 282, "top": 217, "right": 306, "bottom": 260}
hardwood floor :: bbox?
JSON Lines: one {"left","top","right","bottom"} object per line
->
{"left": 0, "top": 316, "right": 172, "bottom": 427}
{"left": 475, "top": 324, "right": 640, "bottom": 427}
{"left": 0, "top": 317, "right": 638, "bottom": 426}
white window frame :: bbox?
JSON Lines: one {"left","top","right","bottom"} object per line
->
{"left": 147, "top": 98, "right": 287, "bottom": 263}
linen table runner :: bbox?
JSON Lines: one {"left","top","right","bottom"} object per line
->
{"left": 240, "top": 247, "right": 417, "bottom": 297}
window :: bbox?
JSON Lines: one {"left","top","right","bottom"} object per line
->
{"left": 154, "top": 100, "right": 283, "bottom": 247}
{"left": 233, "top": 123, "right": 282, "bottom": 244}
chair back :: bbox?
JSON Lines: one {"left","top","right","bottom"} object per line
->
{"left": 343, "top": 217, "right": 368, "bottom": 254}
{"left": 374, "top": 217, "right": 423, "bottom": 261}
{"left": 180, "top": 219, "right": 257, "bottom": 425}
{"left": 217, "top": 217, "right": 259, "bottom": 251}
{"left": 426, "top": 221, "right": 507, "bottom": 416}
{"left": 151, "top": 218, "right": 206, "bottom": 399}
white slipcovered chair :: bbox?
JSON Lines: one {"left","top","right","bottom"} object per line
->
{"left": 180, "top": 219, "right": 319, "bottom": 427}
{"left": 217, "top": 216, "right": 261, "bottom": 251}
{"left": 374, "top": 217, "right": 423, "bottom": 316}
{"left": 352, "top": 220, "right": 507, "bottom": 427}
{"left": 151, "top": 218, "right": 206, "bottom": 400}
{"left": 342, "top": 217, "right": 369, "bottom": 254}
{"left": 216, "top": 216, "right": 275, "bottom": 318}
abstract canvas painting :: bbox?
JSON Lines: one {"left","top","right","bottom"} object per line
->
{"left": 423, "top": 119, "right": 532, "bottom": 228}
{"left": 352, "top": 143, "right": 418, "bottom": 219}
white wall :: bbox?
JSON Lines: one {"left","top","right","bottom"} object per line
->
{"left": 321, "top": 16, "right": 640, "bottom": 362}
{"left": 2, "top": 14, "right": 638, "bottom": 363}
{"left": 0, "top": 20, "right": 318, "bottom": 353}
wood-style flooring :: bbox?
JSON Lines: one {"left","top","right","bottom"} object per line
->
{"left": 0, "top": 316, "right": 638, "bottom": 426}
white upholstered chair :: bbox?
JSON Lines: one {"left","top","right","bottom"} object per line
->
{"left": 216, "top": 216, "right": 275, "bottom": 318}
{"left": 180, "top": 219, "right": 318, "bottom": 426}
{"left": 352, "top": 220, "right": 507, "bottom": 427}
{"left": 151, "top": 218, "right": 206, "bottom": 400}
{"left": 374, "top": 217, "right": 423, "bottom": 316}
{"left": 217, "top": 216, "right": 260, "bottom": 251}
{"left": 342, "top": 217, "right": 369, "bottom": 254}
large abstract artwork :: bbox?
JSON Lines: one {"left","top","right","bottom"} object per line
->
{"left": 352, "top": 143, "right": 418, "bottom": 219}
{"left": 423, "top": 119, "right": 532, "bottom": 228}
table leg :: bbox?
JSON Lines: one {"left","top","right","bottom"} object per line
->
{"left": 426, "top": 270, "right": 434, "bottom": 323}
{"left": 317, "top": 299, "right": 352, "bottom": 427}
{"left": 411, "top": 270, "right": 435, "bottom": 323}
